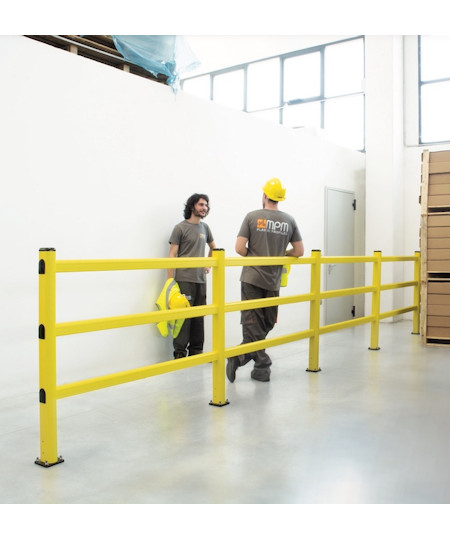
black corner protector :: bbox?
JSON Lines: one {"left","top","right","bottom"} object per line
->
{"left": 39, "top": 248, "right": 56, "bottom": 252}
{"left": 35, "top": 456, "right": 64, "bottom": 468}
{"left": 213, "top": 248, "right": 225, "bottom": 251}
{"left": 306, "top": 368, "right": 322, "bottom": 372}
{"left": 39, "top": 388, "right": 46, "bottom": 403}
{"left": 368, "top": 347, "right": 381, "bottom": 350}
{"left": 39, "top": 259, "right": 45, "bottom": 274}
{"left": 39, "top": 324, "right": 45, "bottom": 339}
{"left": 312, "top": 249, "right": 321, "bottom": 252}
{"left": 209, "top": 399, "right": 230, "bottom": 407}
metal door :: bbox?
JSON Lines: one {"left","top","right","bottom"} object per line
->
{"left": 324, "top": 188, "right": 355, "bottom": 325}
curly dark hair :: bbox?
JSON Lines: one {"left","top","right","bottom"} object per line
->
{"left": 183, "top": 193, "right": 210, "bottom": 219}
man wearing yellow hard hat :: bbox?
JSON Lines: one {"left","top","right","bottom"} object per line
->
{"left": 167, "top": 193, "right": 216, "bottom": 359}
{"left": 227, "top": 178, "right": 304, "bottom": 383}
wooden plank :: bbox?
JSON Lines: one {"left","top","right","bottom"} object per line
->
{"left": 420, "top": 150, "right": 430, "bottom": 342}
{"left": 63, "top": 35, "right": 122, "bottom": 57}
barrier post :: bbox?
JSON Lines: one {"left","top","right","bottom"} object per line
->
{"left": 369, "top": 251, "right": 382, "bottom": 351}
{"left": 35, "top": 248, "right": 64, "bottom": 467}
{"left": 412, "top": 251, "right": 420, "bottom": 335}
{"left": 210, "top": 249, "right": 229, "bottom": 407}
{"left": 307, "top": 250, "right": 322, "bottom": 372}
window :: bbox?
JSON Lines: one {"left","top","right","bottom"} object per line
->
{"left": 324, "top": 94, "right": 365, "bottom": 151}
{"left": 182, "top": 36, "right": 365, "bottom": 151}
{"left": 325, "top": 38, "right": 364, "bottom": 98}
{"left": 182, "top": 75, "right": 210, "bottom": 100}
{"left": 419, "top": 35, "right": 450, "bottom": 144}
{"left": 284, "top": 52, "right": 321, "bottom": 102}
{"left": 247, "top": 58, "right": 280, "bottom": 112}
{"left": 283, "top": 102, "right": 321, "bottom": 129}
{"left": 213, "top": 69, "right": 244, "bottom": 110}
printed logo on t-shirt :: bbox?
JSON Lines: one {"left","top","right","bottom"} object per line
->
{"left": 256, "top": 218, "right": 289, "bottom": 235}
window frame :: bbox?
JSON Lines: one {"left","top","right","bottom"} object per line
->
{"left": 418, "top": 35, "right": 450, "bottom": 145}
{"left": 181, "top": 36, "right": 365, "bottom": 151}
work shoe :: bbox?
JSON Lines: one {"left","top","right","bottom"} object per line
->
{"left": 174, "top": 352, "right": 186, "bottom": 359}
{"left": 250, "top": 368, "right": 270, "bottom": 382}
{"left": 226, "top": 356, "right": 240, "bottom": 383}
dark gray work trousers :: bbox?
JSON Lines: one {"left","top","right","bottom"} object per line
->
{"left": 173, "top": 281, "right": 206, "bottom": 358}
{"left": 239, "top": 282, "right": 279, "bottom": 372}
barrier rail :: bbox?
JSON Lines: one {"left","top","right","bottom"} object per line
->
{"left": 36, "top": 248, "right": 420, "bottom": 467}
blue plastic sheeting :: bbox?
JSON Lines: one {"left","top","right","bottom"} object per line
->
{"left": 110, "top": 35, "right": 200, "bottom": 90}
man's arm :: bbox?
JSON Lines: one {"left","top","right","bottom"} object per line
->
{"left": 236, "top": 236, "right": 249, "bottom": 257}
{"left": 204, "top": 240, "right": 217, "bottom": 273}
{"left": 286, "top": 240, "right": 304, "bottom": 258}
{"left": 167, "top": 243, "right": 179, "bottom": 279}
{"left": 207, "top": 240, "right": 217, "bottom": 257}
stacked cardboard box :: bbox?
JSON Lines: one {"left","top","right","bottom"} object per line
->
{"left": 420, "top": 149, "right": 450, "bottom": 344}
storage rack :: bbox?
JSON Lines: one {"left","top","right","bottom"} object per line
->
{"left": 420, "top": 149, "right": 450, "bottom": 345}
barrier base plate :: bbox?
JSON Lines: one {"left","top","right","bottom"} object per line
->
{"left": 209, "top": 399, "right": 230, "bottom": 407}
{"left": 35, "top": 456, "right": 64, "bottom": 468}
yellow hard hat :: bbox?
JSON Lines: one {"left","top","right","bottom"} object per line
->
{"left": 169, "top": 292, "right": 190, "bottom": 310}
{"left": 263, "top": 178, "right": 286, "bottom": 201}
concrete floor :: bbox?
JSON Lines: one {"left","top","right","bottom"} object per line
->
{"left": 1, "top": 320, "right": 450, "bottom": 506}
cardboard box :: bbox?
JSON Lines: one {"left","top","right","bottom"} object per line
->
{"left": 428, "top": 293, "right": 450, "bottom": 305}
{"left": 428, "top": 237, "right": 450, "bottom": 249}
{"left": 428, "top": 315, "right": 450, "bottom": 327}
{"left": 429, "top": 162, "right": 450, "bottom": 174}
{"left": 428, "top": 214, "right": 450, "bottom": 227}
{"left": 428, "top": 194, "right": 450, "bottom": 207}
{"left": 428, "top": 281, "right": 450, "bottom": 294}
{"left": 429, "top": 183, "right": 450, "bottom": 195}
{"left": 428, "top": 260, "right": 450, "bottom": 271}
{"left": 429, "top": 173, "right": 450, "bottom": 185}
{"left": 427, "top": 226, "right": 450, "bottom": 238}
{"left": 427, "top": 326, "right": 450, "bottom": 338}
{"left": 427, "top": 304, "right": 450, "bottom": 316}
{"left": 429, "top": 150, "right": 450, "bottom": 162}
{"left": 427, "top": 248, "right": 450, "bottom": 260}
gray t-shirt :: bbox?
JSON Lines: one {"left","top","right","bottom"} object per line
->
{"left": 238, "top": 209, "right": 302, "bottom": 291}
{"left": 169, "top": 220, "right": 214, "bottom": 283}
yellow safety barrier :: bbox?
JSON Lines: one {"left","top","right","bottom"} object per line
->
{"left": 36, "top": 248, "right": 420, "bottom": 467}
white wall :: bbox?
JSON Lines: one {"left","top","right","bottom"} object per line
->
{"left": 365, "top": 36, "right": 405, "bottom": 316}
{"left": 0, "top": 36, "right": 365, "bottom": 400}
